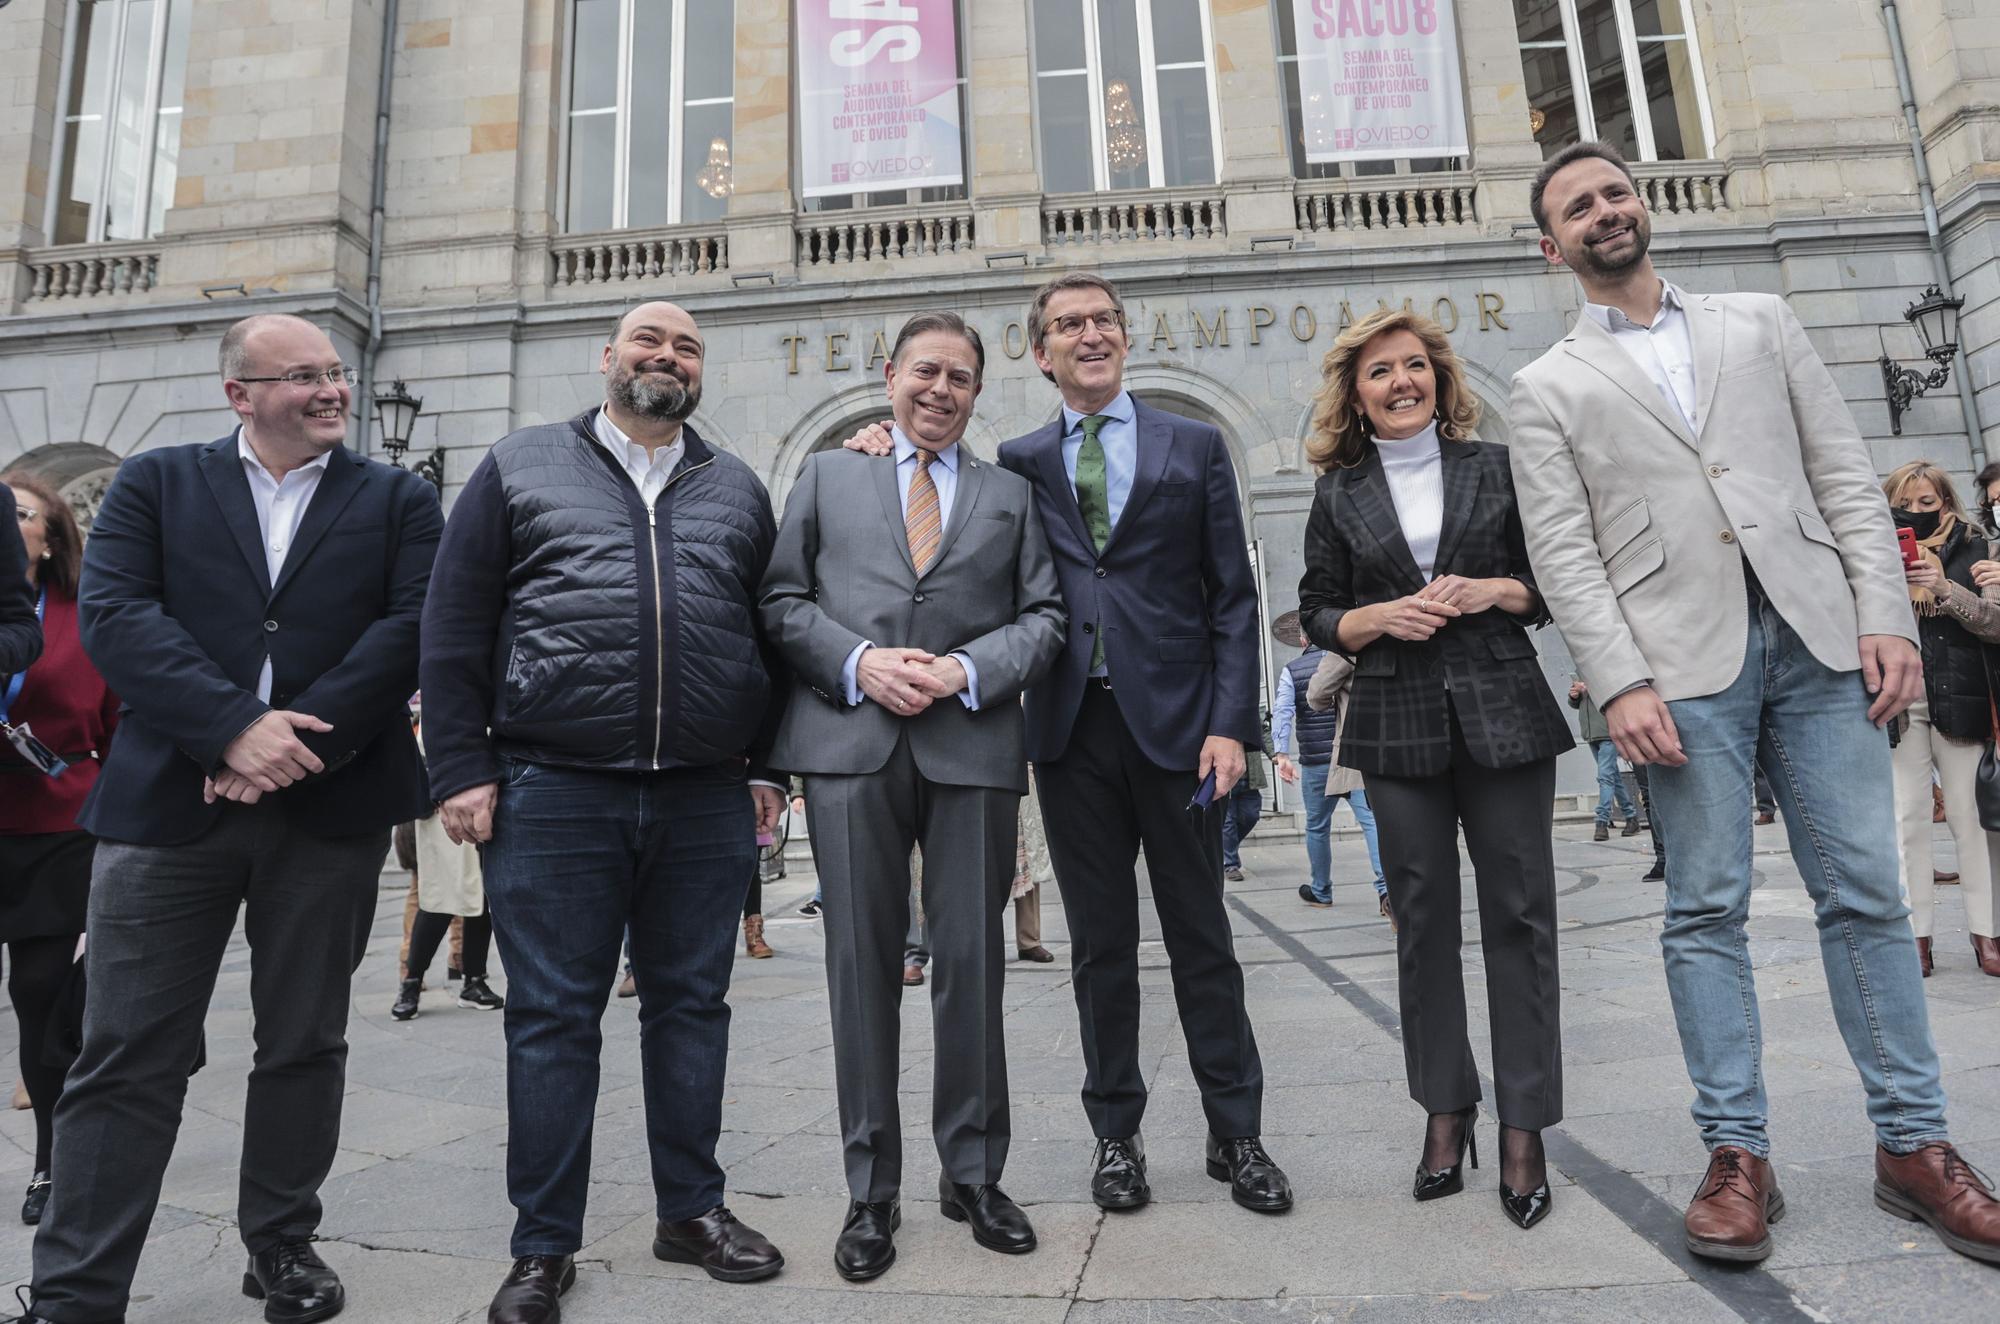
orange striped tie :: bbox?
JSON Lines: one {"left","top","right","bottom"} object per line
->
{"left": 906, "top": 450, "right": 942, "bottom": 572}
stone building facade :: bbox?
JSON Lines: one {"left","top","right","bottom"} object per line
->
{"left": 1, "top": 0, "right": 1996, "bottom": 797}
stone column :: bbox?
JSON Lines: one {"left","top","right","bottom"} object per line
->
{"left": 1210, "top": 0, "right": 1295, "bottom": 242}
{"left": 0, "top": 0, "right": 66, "bottom": 311}
{"left": 728, "top": 0, "right": 797, "bottom": 274}
{"left": 967, "top": 0, "right": 1045, "bottom": 255}
{"left": 1454, "top": 0, "right": 1543, "bottom": 229}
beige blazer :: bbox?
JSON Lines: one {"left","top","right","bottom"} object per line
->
{"left": 1507, "top": 291, "right": 1914, "bottom": 704}
{"left": 1302, "top": 651, "right": 1365, "bottom": 798}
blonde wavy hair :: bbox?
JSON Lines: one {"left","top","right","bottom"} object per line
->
{"left": 1305, "top": 307, "right": 1481, "bottom": 472}
{"left": 1881, "top": 460, "right": 1969, "bottom": 526}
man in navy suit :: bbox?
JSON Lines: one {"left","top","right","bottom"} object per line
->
{"left": 19, "top": 314, "right": 440, "bottom": 1324}
{"left": 851, "top": 273, "right": 1290, "bottom": 1215}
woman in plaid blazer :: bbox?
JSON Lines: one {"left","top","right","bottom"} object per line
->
{"left": 1297, "top": 308, "right": 1573, "bottom": 1232}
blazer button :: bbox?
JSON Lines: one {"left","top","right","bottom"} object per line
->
{"left": 263, "top": 619, "right": 279, "bottom": 632}
{"left": 1083, "top": 622, "right": 1095, "bottom": 633}
{"left": 913, "top": 592, "right": 925, "bottom": 603}
{"left": 1707, "top": 465, "right": 1725, "bottom": 478}
{"left": 1718, "top": 531, "right": 1735, "bottom": 544}
{"left": 1095, "top": 567, "right": 1107, "bottom": 578}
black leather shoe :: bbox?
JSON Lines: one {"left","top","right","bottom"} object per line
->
{"left": 1205, "top": 1134, "right": 1294, "bottom": 1213}
{"left": 1643, "top": 863, "right": 1666, "bottom": 882}
{"left": 833, "top": 1199, "right": 899, "bottom": 1282}
{"left": 1502, "top": 1180, "right": 1554, "bottom": 1229}
{"left": 20, "top": 1171, "right": 49, "bottom": 1225}
{"left": 242, "top": 1242, "right": 345, "bottom": 1324}
{"left": 1413, "top": 1107, "right": 1479, "bottom": 1202}
{"left": 653, "top": 1205, "right": 784, "bottom": 1282}
{"left": 1091, "top": 1135, "right": 1151, "bottom": 1210}
{"left": 391, "top": 977, "right": 421, "bottom": 1021}
{"left": 939, "top": 1177, "right": 1037, "bottom": 1253}
{"left": 487, "top": 1255, "right": 574, "bottom": 1324}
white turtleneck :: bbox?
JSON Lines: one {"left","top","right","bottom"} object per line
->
{"left": 1375, "top": 422, "right": 1444, "bottom": 579}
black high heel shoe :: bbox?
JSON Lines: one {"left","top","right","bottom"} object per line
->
{"left": 1412, "top": 1107, "right": 1478, "bottom": 1201}
{"left": 1498, "top": 1125, "right": 1553, "bottom": 1229}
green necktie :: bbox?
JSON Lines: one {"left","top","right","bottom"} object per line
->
{"left": 1075, "top": 414, "right": 1111, "bottom": 670}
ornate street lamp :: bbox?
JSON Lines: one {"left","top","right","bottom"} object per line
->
{"left": 1881, "top": 284, "right": 1966, "bottom": 436}
{"left": 374, "top": 379, "right": 445, "bottom": 498}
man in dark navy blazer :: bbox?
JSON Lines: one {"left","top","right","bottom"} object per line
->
{"left": 20, "top": 314, "right": 440, "bottom": 1324}
{"left": 0, "top": 481, "right": 42, "bottom": 674}
{"left": 851, "top": 273, "right": 1290, "bottom": 1215}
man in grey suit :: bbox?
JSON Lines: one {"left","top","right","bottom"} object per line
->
{"left": 759, "top": 312, "right": 1066, "bottom": 1282}
{"left": 1510, "top": 141, "right": 2000, "bottom": 1267}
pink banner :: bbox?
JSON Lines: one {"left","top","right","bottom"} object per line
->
{"left": 796, "top": 1, "right": 965, "bottom": 198}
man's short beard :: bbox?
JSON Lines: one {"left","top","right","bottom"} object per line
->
{"left": 1571, "top": 217, "right": 1651, "bottom": 278}
{"left": 609, "top": 365, "right": 700, "bottom": 421}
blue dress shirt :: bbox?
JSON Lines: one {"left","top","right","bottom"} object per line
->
{"left": 1272, "top": 662, "right": 1298, "bottom": 756}
{"left": 840, "top": 428, "right": 981, "bottom": 709}
{"left": 1060, "top": 390, "right": 1138, "bottom": 529}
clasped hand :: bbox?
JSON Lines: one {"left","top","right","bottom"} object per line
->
{"left": 857, "top": 646, "right": 965, "bottom": 716}
{"left": 204, "top": 708, "right": 333, "bottom": 804}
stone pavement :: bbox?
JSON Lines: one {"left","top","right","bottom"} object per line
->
{"left": 3, "top": 818, "right": 1999, "bottom": 1323}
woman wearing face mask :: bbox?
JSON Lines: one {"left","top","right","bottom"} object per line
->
{"left": 1297, "top": 309, "right": 1574, "bottom": 1229}
{"left": 1883, "top": 462, "right": 2000, "bottom": 978}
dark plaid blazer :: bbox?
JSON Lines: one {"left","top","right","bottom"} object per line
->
{"left": 1297, "top": 438, "right": 1573, "bottom": 777}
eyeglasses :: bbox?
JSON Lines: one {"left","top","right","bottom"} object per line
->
{"left": 235, "top": 366, "right": 359, "bottom": 388}
{"left": 14, "top": 506, "right": 39, "bottom": 524}
{"left": 1047, "top": 310, "right": 1125, "bottom": 339}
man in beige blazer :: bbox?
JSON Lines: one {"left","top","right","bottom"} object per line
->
{"left": 1508, "top": 142, "right": 2000, "bottom": 1268}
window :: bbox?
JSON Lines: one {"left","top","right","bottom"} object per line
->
{"left": 562, "top": 0, "right": 735, "bottom": 232}
{"left": 49, "top": 0, "right": 192, "bottom": 244}
{"left": 1030, "top": 0, "right": 1221, "bottom": 193}
{"left": 1271, "top": 1, "right": 1462, "bottom": 180}
{"left": 1514, "top": 0, "right": 1713, "bottom": 161}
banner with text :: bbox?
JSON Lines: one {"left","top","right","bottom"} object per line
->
{"left": 796, "top": 1, "right": 964, "bottom": 199}
{"left": 1288, "top": 0, "right": 1469, "bottom": 163}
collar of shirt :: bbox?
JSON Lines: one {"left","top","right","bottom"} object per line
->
{"left": 592, "top": 407, "right": 685, "bottom": 495}
{"left": 1583, "top": 279, "right": 1685, "bottom": 334}
{"left": 1061, "top": 389, "right": 1135, "bottom": 437}
{"left": 890, "top": 426, "right": 960, "bottom": 476}
{"left": 236, "top": 428, "right": 333, "bottom": 489}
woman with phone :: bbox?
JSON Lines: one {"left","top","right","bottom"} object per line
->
{"left": 1296, "top": 309, "right": 1573, "bottom": 1229}
{"left": 1882, "top": 462, "right": 2000, "bottom": 978}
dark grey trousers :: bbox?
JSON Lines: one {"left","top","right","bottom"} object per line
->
{"left": 29, "top": 803, "right": 387, "bottom": 1323}
{"left": 1363, "top": 723, "right": 1564, "bottom": 1132}
{"left": 804, "top": 736, "right": 1018, "bottom": 1203}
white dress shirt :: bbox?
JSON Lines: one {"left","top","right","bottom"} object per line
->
{"left": 591, "top": 407, "right": 685, "bottom": 505}
{"left": 238, "top": 429, "right": 332, "bottom": 702}
{"left": 1584, "top": 280, "right": 1699, "bottom": 434}
{"left": 1375, "top": 422, "right": 1445, "bottom": 580}
{"left": 840, "top": 427, "right": 981, "bottom": 710}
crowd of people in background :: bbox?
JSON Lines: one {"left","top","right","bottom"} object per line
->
{"left": 2, "top": 139, "right": 1999, "bottom": 1324}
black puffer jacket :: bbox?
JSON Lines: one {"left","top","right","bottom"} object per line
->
{"left": 421, "top": 411, "right": 784, "bottom": 801}
{"left": 1909, "top": 520, "right": 1994, "bottom": 743}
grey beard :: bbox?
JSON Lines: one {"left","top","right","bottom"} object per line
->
{"left": 610, "top": 367, "right": 699, "bottom": 421}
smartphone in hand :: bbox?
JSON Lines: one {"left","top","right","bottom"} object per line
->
{"left": 1898, "top": 526, "right": 1920, "bottom": 567}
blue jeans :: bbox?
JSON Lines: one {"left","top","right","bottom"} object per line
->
{"left": 483, "top": 762, "right": 756, "bottom": 1255}
{"left": 1591, "top": 739, "right": 1637, "bottom": 825}
{"left": 1648, "top": 586, "right": 1947, "bottom": 1157}
{"left": 1302, "top": 763, "right": 1387, "bottom": 903}
{"left": 1220, "top": 780, "right": 1262, "bottom": 869}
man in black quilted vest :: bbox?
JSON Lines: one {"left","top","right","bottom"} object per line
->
{"left": 422, "top": 301, "right": 790, "bottom": 1324}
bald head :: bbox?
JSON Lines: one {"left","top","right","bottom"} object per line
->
{"left": 219, "top": 314, "right": 333, "bottom": 381}
{"left": 609, "top": 301, "right": 701, "bottom": 350}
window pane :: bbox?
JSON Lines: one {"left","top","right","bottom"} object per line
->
{"left": 682, "top": 101, "right": 731, "bottom": 221}
{"left": 571, "top": 0, "right": 620, "bottom": 112}
{"left": 1513, "top": 0, "right": 1565, "bottom": 45}
{"left": 147, "top": 0, "right": 191, "bottom": 235}
{"left": 568, "top": 113, "right": 616, "bottom": 231}
{"left": 57, "top": 0, "right": 116, "bottom": 244}
{"left": 1150, "top": 0, "right": 1205, "bottom": 66}
{"left": 1574, "top": 0, "right": 1638, "bottom": 161}
{"left": 1095, "top": 0, "right": 1148, "bottom": 189}
{"left": 1278, "top": 50, "right": 1337, "bottom": 178}
{"left": 683, "top": 0, "right": 733, "bottom": 102}
{"left": 1033, "top": 0, "right": 1086, "bottom": 71}
{"left": 1628, "top": 0, "right": 1683, "bottom": 38}
{"left": 1638, "top": 38, "right": 1701, "bottom": 159}
{"left": 102, "top": 0, "right": 157, "bottom": 241}
{"left": 627, "top": 0, "right": 674, "bottom": 226}
{"left": 1521, "top": 44, "right": 1582, "bottom": 158}
{"left": 1155, "top": 65, "right": 1212, "bottom": 186}
{"left": 1036, "top": 72, "right": 1094, "bottom": 191}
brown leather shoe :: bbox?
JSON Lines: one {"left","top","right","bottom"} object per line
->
{"left": 1973, "top": 935, "right": 2000, "bottom": 977}
{"left": 1754, "top": 811, "right": 1776, "bottom": 826}
{"left": 903, "top": 964, "right": 925, "bottom": 987}
{"left": 1875, "top": 1143, "right": 2000, "bottom": 1263}
{"left": 744, "top": 914, "right": 774, "bottom": 960}
{"left": 1935, "top": 870, "right": 1960, "bottom": 884}
{"left": 1918, "top": 936, "right": 1934, "bottom": 978}
{"left": 1684, "top": 1146, "right": 1784, "bottom": 1262}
